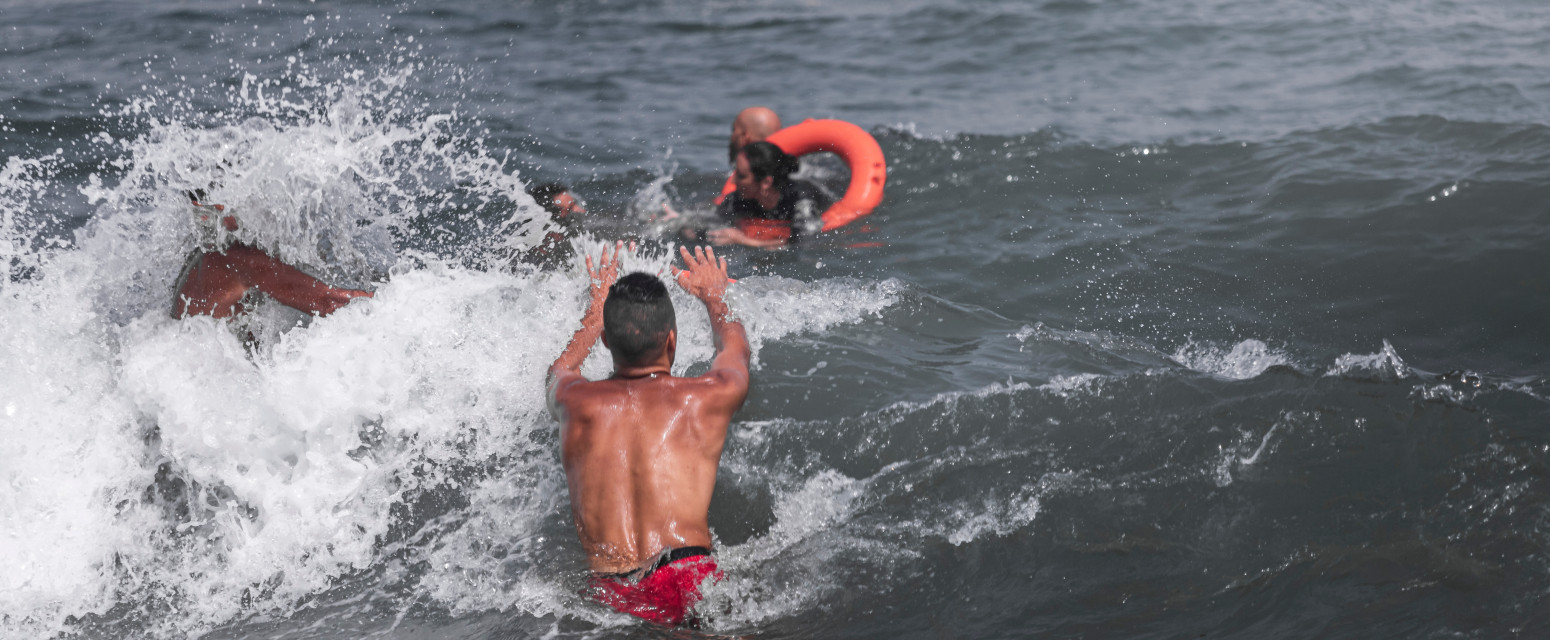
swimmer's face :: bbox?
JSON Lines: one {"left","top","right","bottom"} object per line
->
{"left": 553, "top": 191, "right": 586, "bottom": 217}
{"left": 731, "top": 120, "right": 749, "bottom": 146}
{"left": 729, "top": 121, "right": 751, "bottom": 163}
{"left": 729, "top": 119, "right": 769, "bottom": 164}
{"left": 732, "top": 152, "right": 773, "bottom": 201}
{"left": 729, "top": 108, "right": 780, "bottom": 163}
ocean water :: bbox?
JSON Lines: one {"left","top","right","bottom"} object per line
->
{"left": 3, "top": 1, "right": 1549, "bottom": 638}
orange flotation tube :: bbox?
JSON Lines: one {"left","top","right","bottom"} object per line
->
{"left": 718, "top": 119, "right": 886, "bottom": 232}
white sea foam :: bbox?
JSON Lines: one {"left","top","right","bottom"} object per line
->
{"left": 692, "top": 469, "right": 873, "bottom": 627}
{"left": 870, "top": 378, "right": 1036, "bottom": 415}
{"left": 1039, "top": 372, "right": 1107, "bottom": 397}
{"left": 727, "top": 275, "right": 900, "bottom": 368}
{"left": 0, "top": 54, "right": 566, "bottom": 636}
{"left": 1413, "top": 383, "right": 1470, "bottom": 404}
{"left": 1, "top": 152, "right": 65, "bottom": 284}
{"left": 687, "top": 381, "right": 1046, "bottom": 629}
{"left": 1172, "top": 338, "right": 1292, "bottom": 380}
{"left": 1326, "top": 339, "right": 1412, "bottom": 380}
{"left": 876, "top": 121, "right": 952, "bottom": 142}
{"left": 944, "top": 490, "right": 1042, "bottom": 546}
{"left": 1210, "top": 411, "right": 1306, "bottom": 487}
{"left": 0, "top": 266, "right": 147, "bottom": 639}
{"left": 756, "top": 470, "right": 868, "bottom": 558}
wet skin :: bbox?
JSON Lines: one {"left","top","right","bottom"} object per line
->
{"left": 174, "top": 242, "right": 373, "bottom": 319}
{"left": 548, "top": 244, "right": 751, "bottom": 573}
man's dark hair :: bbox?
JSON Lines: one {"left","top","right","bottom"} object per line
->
{"left": 526, "top": 182, "right": 570, "bottom": 216}
{"left": 603, "top": 272, "right": 676, "bottom": 365}
{"left": 740, "top": 141, "right": 800, "bottom": 189}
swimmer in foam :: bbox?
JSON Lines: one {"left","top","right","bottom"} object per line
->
{"left": 173, "top": 192, "right": 373, "bottom": 320}
{"left": 547, "top": 243, "right": 750, "bottom": 627}
{"left": 515, "top": 182, "right": 588, "bottom": 270}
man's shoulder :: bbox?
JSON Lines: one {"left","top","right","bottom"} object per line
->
{"left": 681, "top": 366, "right": 750, "bottom": 414}
{"left": 552, "top": 374, "right": 612, "bottom": 403}
{"left": 564, "top": 374, "right": 739, "bottom": 403}
{"left": 625, "top": 374, "right": 737, "bottom": 396}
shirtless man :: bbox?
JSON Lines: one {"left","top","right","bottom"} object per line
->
{"left": 547, "top": 243, "right": 751, "bottom": 626}
{"left": 174, "top": 197, "right": 373, "bottom": 319}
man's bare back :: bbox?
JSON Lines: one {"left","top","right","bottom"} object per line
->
{"left": 547, "top": 244, "right": 750, "bottom": 577}
{"left": 555, "top": 371, "right": 738, "bottom": 571}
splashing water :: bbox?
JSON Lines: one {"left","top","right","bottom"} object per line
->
{"left": 1172, "top": 338, "right": 1293, "bottom": 380}
{"left": 0, "top": 47, "right": 904, "bottom": 634}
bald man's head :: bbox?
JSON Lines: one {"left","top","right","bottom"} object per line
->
{"left": 730, "top": 106, "right": 782, "bottom": 163}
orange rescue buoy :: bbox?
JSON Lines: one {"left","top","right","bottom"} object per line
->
{"left": 718, "top": 119, "right": 886, "bottom": 232}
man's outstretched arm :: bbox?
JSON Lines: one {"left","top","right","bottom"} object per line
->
{"left": 707, "top": 226, "right": 788, "bottom": 249}
{"left": 547, "top": 242, "right": 625, "bottom": 411}
{"left": 672, "top": 245, "right": 750, "bottom": 404}
{"left": 225, "top": 244, "right": 373, "bottom": 316}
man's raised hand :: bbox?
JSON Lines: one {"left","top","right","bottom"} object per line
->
{"left": 585, "top": 241, "right": 626, "bottom": 301}
{"left": 671, "top": 245, "right": 730, "bottom": 302}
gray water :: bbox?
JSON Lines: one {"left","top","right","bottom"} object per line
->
{"left": 2, "top": 1, "right": 1548, "bottom": 638}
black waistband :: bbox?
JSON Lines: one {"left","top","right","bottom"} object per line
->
{"left": 597, "top": 546, "right": 713, "bottom": 582}
{"left": 656, "top": 546, "right": 712, "bottom": 570}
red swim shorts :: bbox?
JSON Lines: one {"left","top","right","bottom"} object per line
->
{"left": 588, "top": 548, "right": 723, "bottom": 626}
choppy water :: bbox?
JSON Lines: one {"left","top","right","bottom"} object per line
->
{"left": 3, "top": 1, "right": 1549, "bottom": 638}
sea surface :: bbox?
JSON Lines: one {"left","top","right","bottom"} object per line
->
{"left": 3, "top": 1, "right": 1549, "bottom": 638}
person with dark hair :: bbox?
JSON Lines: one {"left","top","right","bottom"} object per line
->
{"left": 174, "top": 194, "right": 373, "bottom": 321}
{"left": 547, "top": 243, "right": 751, "bottom": 627}
{"left": 708, "top": 140, "right": 835, "bottom": 248}
{"left": 527, "top": 182, "right": 586, "bottom": 220}
{"left": 659, "top": 106, "right": 788, "bottom": 234}
{"left": 520, "top": 182, "right": 588, "bottom": 269}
